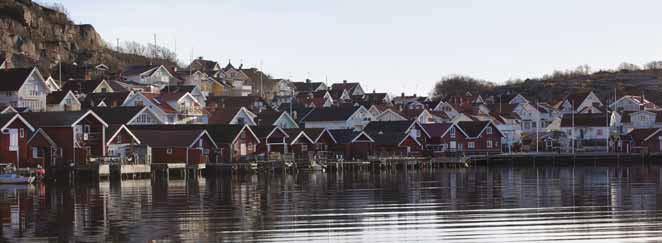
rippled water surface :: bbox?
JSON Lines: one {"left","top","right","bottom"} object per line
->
{"left": 3, "top": 166, "right": 662, "bottom": 242}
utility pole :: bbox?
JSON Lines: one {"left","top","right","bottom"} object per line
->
{"left": 571, "top": 101, "right": 575, "bottom": 154}
{"left": 536, "top": 100, "right": 539, "bottom": 153}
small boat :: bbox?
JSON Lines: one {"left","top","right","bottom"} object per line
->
{"left": 0, "top": 173, "right": 35, "bottom": 184}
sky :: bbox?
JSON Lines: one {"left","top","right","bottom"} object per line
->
{"left": 38, "top": 0, "right": 662, "bottom": 96}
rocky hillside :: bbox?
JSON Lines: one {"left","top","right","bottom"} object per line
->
{"left": 0, "top": 0, "right": 174, "bottom": 76}
{"left": 491, "top": 69, "right": 662, "bottom": 105}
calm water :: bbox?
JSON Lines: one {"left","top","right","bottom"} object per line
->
{"left": 2, "top": 166, "right": 662, "bottom": 242}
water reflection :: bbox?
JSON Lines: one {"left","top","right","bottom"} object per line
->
{"left": 2, "top": 166, "right": 662, "bottom": 242}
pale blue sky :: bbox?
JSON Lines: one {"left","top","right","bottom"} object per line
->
{"left": 40, "top": 0, "right": 662, "bottom": 95}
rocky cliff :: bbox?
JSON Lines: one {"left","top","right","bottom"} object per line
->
{"left": 0, "top": 0, "right": 173, "bottom": 75}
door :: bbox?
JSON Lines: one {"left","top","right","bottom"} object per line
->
{"left": 8, "top": 129, "right": 18, "bottom": 152}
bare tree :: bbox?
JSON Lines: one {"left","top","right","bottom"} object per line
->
{"left": 644, "top": 61, "right": 662, "bottom": 70}
{"left": 617, "top": 62, "right": 640, "bottom": 71}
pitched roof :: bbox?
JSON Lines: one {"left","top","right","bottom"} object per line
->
{"left": 23, "top": 110, "right": 106, "bottom": 127}
{"left": 457, "top": 121, "right": 491, "bottom": 138}
{"left": 250, "top": 125, "right": 285, "bottom": 139}
{"left": 560, "top": 113, "right": 609, "bottom": 127}
{"left": 160, "top": 85, "right": 196, "bottom": 93}
{"left": 303, "top": 106, "right": 360, "bottom": 122}
{"left": 46, "top": 90, "right": 73, "bottom": 104}
{"left": 91, "top": 107, "right": 146, "bottom": 125}
{"left": 282, "top": 128, "right": 313, "bottom": 144}
{"left": 207, "top": 96, "right": 264, "bottom": 111}
{"left": 256, "top": 110, "right": 283, "bottom": 126}
{"left": 625, "top": 128, "right": 660, "bottom": 142}
{"left": 303, "top": 128, "right": 325, "bottom": 141}
{"left": 0, "top": 68, "right": 33, "bottom": 91}
{"left": 190, "top": 59, "right": 219, "bottom": 71}
{"left": 363, "top": 121, "right": 413, "bottom": 134}
{"left": 122, "top": 65, "right": 160, "bottom": 77}
{"left": 329, "top": 129, "right": 373, "bottom": 144}
{"left": 331, "top": 82, "right": 360, "bottom": 92}
{"left": 421, "top": 123, "right": 453, "bottom": 137}
{"left": 83, "top": 92, "right": 132, "bottom": 108}
{"left": 292, "top": 81, "right": 325, "bottom": 92}
{"left": 128, "top": 126, "right": 208, "bottom": 147}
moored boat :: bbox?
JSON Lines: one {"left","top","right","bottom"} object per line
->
{"left": 0, "top": 173, "right": 35, "bottom": 184}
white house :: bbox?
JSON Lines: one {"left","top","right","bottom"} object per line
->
{"left": 121, "top": 65, "right": 177, "bottom": 92}
{"left": 560, "top": 113, "right": 610, "bottom": 148}
{"left": 609, "top": 95, "right": 658, "bottom": 112}
{"left": 508, "top": 93, "right": 530, "bottom": 105}
{"left": 44, "top": 76, "right": 60, "bottom": 92}
{"left": 46, "top": 90, "right": 81, "bottom": 112}
{"left": 556, "top": 91, "right": 603, "bottom": 114}
{"left": 0, "top": 67, "right": 48, "bottom": 111}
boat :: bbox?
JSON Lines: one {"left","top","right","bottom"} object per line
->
{"left": 0, "top": 173, "right": 35, "bottom": 184}
{"left": 0, "top": 164, "right": 36, "bottom": 184}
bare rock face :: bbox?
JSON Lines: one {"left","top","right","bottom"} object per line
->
{"left": 0, "top": 0, "right": 108, "bottom": 72}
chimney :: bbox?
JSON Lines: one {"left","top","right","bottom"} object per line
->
{"left": 343, "top": 80, "right": 347, "bottom": 84}
{"left": 306, "top": 79, "right": 311, "bottom": 84}
{"left": 198, "top": 56, "right": 203, "bottom": 60}
{"left": 413, "top": 94, "right": 417, "bottom": 97}
{"left": 401, "top": 92, "right": 405, "bottom": 98}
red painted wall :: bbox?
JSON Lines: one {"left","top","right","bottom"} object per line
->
{"left": 0, "top": 119, "right": 31, "bottom": 168}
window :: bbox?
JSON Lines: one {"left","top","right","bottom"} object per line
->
{"left": 597, "top": 128, "right": 603, "bottom": 136}
{"left": 167, "top": 148, "right": 173, "bottom": 154}
{"left": 32, "top": 147, "right": 42, "bottom": 158}
{"left": 135, "top": 100, "right": 144, "bottom": 107}
{"left": 84, "top": 125, "right": 91, "bottom": 134}
{"left": 468, "top": 142, "right": 475, "bottom": 149}
{"left": 486, "top": 126, "right": 493, "bottom": 135}
{"left": 19, "top": 128, "right": 24, "bottom": 138}
{"left": 450, "top": 127, "right": 456, "bottom": 138}
{"left": 487, "top": 140, "right": 493, "bottom": 149}
{"left": 301, "top": 145, "right": 308, "bottom": 152}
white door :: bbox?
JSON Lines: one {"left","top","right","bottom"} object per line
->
{"left": 240, "top": 143, "right": 247, "bottom": 156}
{"left": 9, "top": 129, "right": 18, "bottom": 152}
{"left": 450, "top": 141, "right": 457, "bottom": 150}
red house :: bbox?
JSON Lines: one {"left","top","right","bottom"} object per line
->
{"left": 623, "top": 128, "right": 662, "bottom": 153}
{"left": 23, "top": 110, "right": 109, "bottom": 169}
{"left": 363, "top": 121, "right": 428, "bottom": 156}
{"left": 421, "top": 123, "right": 467, "bottom": 155}
{"left": 456, "top": 121, "right": 503, "bottom": 155}
{"left": 0, "top": 113, "right": 35, "bottom": 168}
{"left": 117, "top": 125, "right": 217, "bottom": 167}
{"left": 251, "top": 126, "right": 289, "bottom": 156}
{"left": 328, "top": 129, "right": 375, "bottom": 160}
{"left": 204, "top": 125, "right": 260, "bottom": 163}
{"left": 283, "top": 129, "right": 315, "bottom": 159}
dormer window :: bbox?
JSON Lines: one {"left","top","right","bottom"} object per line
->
{"left": 486, "top": 126, "right": 493, "bottom": 135}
